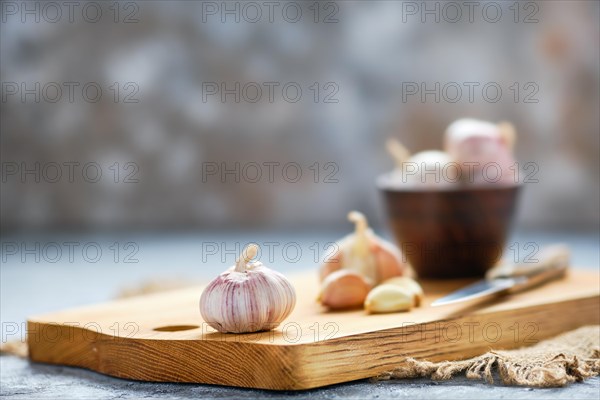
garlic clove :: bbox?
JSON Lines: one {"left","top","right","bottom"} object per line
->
{"left": 373, "top": 238, "right": 406, "bottom": 283}
{"left": 319, "top": 247, "right": 342, "bottom": 282}
{"left": 318, "top": 212, "right": 408, "bottom": 311}
{"left": 381, "top": 276, "right": 424, "bottom": 307}
{"left": 364, "top": 284, "right": 413, "bottom": 314}
{"left": 343, "top": 211, "right": 379, "bottom": 283}
{"left": 199, "top": 244, "right": 296, "bottom": 333}
{"left": 320, "top": 211, "right": 406, "bottom": 284}
{"left": 319, "top": 270, "right": 372, "bottom": 310}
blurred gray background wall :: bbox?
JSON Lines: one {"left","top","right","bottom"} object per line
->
{"left": 1, "top": 0, "right": 598, "bottom": 232}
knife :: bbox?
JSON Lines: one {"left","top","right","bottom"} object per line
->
{"left": 430, "top": 245, "right": 570, "bottom": 307}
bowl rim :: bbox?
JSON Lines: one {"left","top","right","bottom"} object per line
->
{"left": 376, "top": 177, "right": 523, "bottom": 193}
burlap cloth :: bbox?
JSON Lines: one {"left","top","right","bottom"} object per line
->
{"left": 2, "top": 280, "right": 598, "bottom": 388}
{"left": 376, "top": 325, "right": 600, "bottom": 387}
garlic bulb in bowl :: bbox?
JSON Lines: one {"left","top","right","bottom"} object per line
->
{"left": 444, "top": 118, "right": 517, "bottom": 185}
{"left": 380, "top": 138, "right": 456, "bottom": 188}
{"left": 405, "top": 150, "right": 456, "bottom": 187}
{"left": 200, "top": 244, "right": 296, "bottom": 333}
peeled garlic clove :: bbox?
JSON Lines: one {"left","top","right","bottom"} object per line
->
{"left": 364, "top": 284, "right": 412, "bottom": 314}
{"left": 199, "top": 244, "right": 296, "bottom": 333}
{"left": 319, "top": 270, "right": 371, "bottom": 310}
{"left": 381, "top": 276, "right": 424, "bottom": 307}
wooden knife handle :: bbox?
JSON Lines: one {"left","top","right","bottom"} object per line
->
{"left": 507, "top": 245, "right": 570, "bottom": 294}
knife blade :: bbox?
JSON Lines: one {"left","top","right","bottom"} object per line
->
{"left": 430, "top": 245, "right": 570, "bottom": 307}
{"left": 430, "top": 277, "right": 526, "bottom": 306}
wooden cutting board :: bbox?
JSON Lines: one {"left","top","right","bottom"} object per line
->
{"left": 28, "top": 268, "right": 599, "bottom": 390}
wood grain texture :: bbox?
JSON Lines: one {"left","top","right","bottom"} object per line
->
{"left": 27, "top": 269, "right": 600, "bottom": 390}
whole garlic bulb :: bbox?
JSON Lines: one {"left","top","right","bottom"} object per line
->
{"left": 445, "top": 118, "right": 514, "bottom": 152}
{"left": 318, "top": 211, "right": 407, "bottom": 309}
{"left": 444, "top": 119, "right": 517, "bottom": 185}
{"left": 200, "top": 244, "right": 296, "bottom": 333}
{"left": 381, "top": 138, "right": 456, "bottom": 188}
{"left": 405, "top": 150, "right": 456, "bottom": 187}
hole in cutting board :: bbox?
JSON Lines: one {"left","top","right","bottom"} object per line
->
{"left": 153, "top": 325, "right": 199, "bottom": 332}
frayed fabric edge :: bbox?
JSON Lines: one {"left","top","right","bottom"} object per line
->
{"left": 375, "top": 326, "right": 600, "bottom": 387}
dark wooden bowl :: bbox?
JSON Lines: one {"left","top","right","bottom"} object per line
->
{"left": 380, "top": 183, "right": 521, "bottom": 279}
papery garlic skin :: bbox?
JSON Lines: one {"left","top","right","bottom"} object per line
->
{"left": 382, "top": 138, "right": 456, "bottom": 188}
{"left": 200, "top": 244, "right": 296, "bottom": 333}
{"left": 333, "top": 232, "right": 406, "bottom": 284}
{"left": 335, "top": 232, "right": 378, "bottom": 285}
{"left": 444, "top": 119, "right": 517, "bottom": 185}
{"left": 445, "top": 119, "right": 502, "bottom": 149}
{"left": 320, "top": 212, "right": 406, "bottom": 285}
{"left": 318, "top": 212, "right": 407, "bottom": 310}
{"left": 405, "top": 150, "right": 455, "bottom": 187}
{"left": 319, "top": 270, "right": 371, "bottom": 310}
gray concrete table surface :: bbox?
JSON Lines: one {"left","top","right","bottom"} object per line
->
{"left": 1, "top": 230, "right": 599, "bottom": 399}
